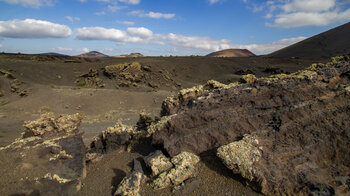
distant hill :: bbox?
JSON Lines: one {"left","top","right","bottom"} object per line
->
{"left": 38, "top": 52, "right": 68, "bottom": 57}
{"left": 116, "top": 53, "right": 144, "bottom": 58}
{"left": 268, "top": 22, "right": 350, "bottom": 58}
{"left": 76, "top": 51, "right": 109, "bottom": 58}
{"left": 206, "top": 49, "right": 256, "bottom": 57}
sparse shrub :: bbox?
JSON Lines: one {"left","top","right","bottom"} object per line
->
{"left": 77, "top": 81, "right": 86, "bottom": 87}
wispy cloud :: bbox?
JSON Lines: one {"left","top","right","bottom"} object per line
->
{"left": 244, "top": 0, "right": 350, "bottom": 28}
{"left": 0, "top": 19, "right": 72, "bottom": 38}
{"left": 65, "top": 16, "right": 80, "bottom": 23}
{"left": 0, "top": 0, "right": 55, "bottom": 8}
{"left": 209, "top": 0, "right": 223, "bottom": 4}
{"left": 130, "top": 10, "right": 175, "bottom": 19}
{"left": 119, "top": 0, "right": 140, "bottom": 5}
{"left": 116, "top": 20, "right": 135, "bottom": 25}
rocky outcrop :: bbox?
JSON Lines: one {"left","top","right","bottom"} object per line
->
{"left": 103, "top": 62, "right": 178, "bottom": 89}
{"left": 76, "top": 68, "right": 105, "bottom": 88}
{"left": 152, "top": 56, "right": 350, "bottom": 195}
{"left": 0, "top": 113, "right": 86, "bottom": 195}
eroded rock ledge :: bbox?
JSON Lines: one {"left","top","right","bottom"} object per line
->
{"left": 151, "top": 56, "right": 350, "bottom": 195}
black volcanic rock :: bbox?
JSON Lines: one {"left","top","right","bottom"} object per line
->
{"left": 151, "top": 56, "right": 350, "bottom": 195}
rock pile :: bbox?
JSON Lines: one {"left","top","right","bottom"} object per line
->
{"left": 114, "top": 151, "right": 200, "bottom": 195}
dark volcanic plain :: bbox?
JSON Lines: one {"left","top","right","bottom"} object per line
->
{"left": 0, "top": 53, "right": 326, "bottom": 195}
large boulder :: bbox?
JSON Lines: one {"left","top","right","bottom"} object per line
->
{"left": 152, "top": 56, "right": 350, "bottom": 195}
{"left": 0, "top": 113, "right": 86, "bottom": 196}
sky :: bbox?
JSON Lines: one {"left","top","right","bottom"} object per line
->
{"left": 0, "top": 0, "right": 349, "bottom": 56}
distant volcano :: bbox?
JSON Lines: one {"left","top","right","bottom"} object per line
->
{"left": 206, "top": 49, "right": 256, "bottom": 57}
{"left": 76, "top": 51, "right": 109, "bottom": 58}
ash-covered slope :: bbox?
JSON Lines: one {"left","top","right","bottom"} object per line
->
{"left": 152, "top": 56, "right": 350, "bottom": 195}
{"left": 268, "top": 22, "right": 350, "bottom": 58}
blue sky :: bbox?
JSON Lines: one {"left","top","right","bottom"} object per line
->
{"left": 0, "top": 0, "right": 349, "bottom": 56}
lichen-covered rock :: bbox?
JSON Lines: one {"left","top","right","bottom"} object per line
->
{"left": 144, "top": 150, "right": 173, "bottom": 176}
{"left": 0, "top": 113, "right": 86, "bottom": 196}
{"left": 89, "top": 122, "right": 140, "bottom": 153}
{"left": 240, "top": 74, "right": 257, "bottom": 83}
{"left": 23, "top": 112, "right": 83, "bottom": 138}
{"left": 217, "top": 135, "right": 261, "bottom": 181}
{"left": 150, "top": 152, "right": 200, "bottom": 190}
{"left": 115, "top": 159, "right": 145, "bottom": 196}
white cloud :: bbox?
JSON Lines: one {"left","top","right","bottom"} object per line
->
{"left": 78, "top": 0, "right": 86, "bottom": 2}
{"left": 244, "top": 0, "right": 350, "bottom": 28}
{"left": 75, "top": 26, "right": 304, "bottom": 54}
{"left": 116, "top": 20, "right": 135, "bottom": 25}
{"left": 282, "top": 0, "right": 336, "bottom": 13}
{"left": 119, "top": 0, "right": 140, "bottom": 5}
{"left": 76, "top": 27, "right": 129, "bottom": 42}
{"left": 268, "top": 9, "right": 350, "bottom": 28}
{"left": 0, "top": 19, "right": 72, "bottom": 38}
{"left": 65, "top": 16, "right": 80, "bottom": 23}
{"left": 158, "top": 33, "right": 231, "bottom": 51}
{"left": 127, "top": 27, "right": 153, "bottom": 38}
{"left": 0, "top": 0, "right": 55, "bottom": 8}
{"left": 130, "top": 10, "right": 175, "bottom": 19}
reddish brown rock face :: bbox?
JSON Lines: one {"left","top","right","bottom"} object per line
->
{"left": 152, "top": 56, "right": 350, "bottom": 195}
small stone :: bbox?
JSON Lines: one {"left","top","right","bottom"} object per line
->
{"left": 144, "top": 150, "right": 173, "bottom": 176}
